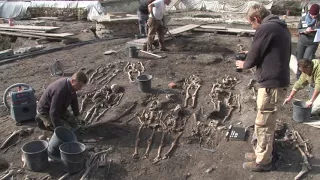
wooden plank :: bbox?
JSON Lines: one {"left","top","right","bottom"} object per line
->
{"left": 168, "top": 24, "right": 200, "bottom": 35}
{"left": 199, "top": 25, "right": 227, "bottom": 30}
{"left": 32, "top": 17, "right": 59, "bottom": 20}
{"left": 0, "top": 31, "right": 62, "bottom": 40}
{"left": 22, "top": 32, "right": 74, "bottom": 38}
{"left": 126, "top": 24, "right": 199, "bottom": 47}
{"left": 0, "top": 28, "right": 45, "bottom": 33}
{"left": 0, "top": 24, "right": 60, "bottom": 32}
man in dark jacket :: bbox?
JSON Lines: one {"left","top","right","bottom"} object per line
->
{"left": 137, "top": 0, "right": 153, "bottom": 35}
{"left": 235, "top": 4, "right": 291, "bottom": 172}
{"left": 36, "top": 71, "right": 88, "bottom": 131}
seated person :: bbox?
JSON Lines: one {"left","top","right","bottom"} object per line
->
{"left": 36, "top": 71, "right": 88, "bottom": 131}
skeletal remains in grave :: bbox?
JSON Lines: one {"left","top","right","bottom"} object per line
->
{"left": 123, "top": 61, "right": 145, "bottom": 83}
{"left": 133, "top": 103, "right": 187, "bottom": 163}
{"left": 81, "top": 84, "right": 124, "bottom": 125}
{"left": 184, "top": 74, "right": 202, "bottom": 108}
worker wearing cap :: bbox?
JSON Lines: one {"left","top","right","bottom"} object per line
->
{"left": 296, "top": 4, "right": 320, "bottom": 79}
{"left": 147, "top": 0, "right": 171, "bottom": 52}
{"left": 36, "top": 71, "right": 88, "bottom": 131}
{"left": 284, "top": 59, "right": 320, "bottom": 107}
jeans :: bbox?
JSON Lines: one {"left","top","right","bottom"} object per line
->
{"left": 296, "top": 41, "right": 318, "bottom": 79}
{"left": 137, "top": 10, "right": 149, "bottom": 35}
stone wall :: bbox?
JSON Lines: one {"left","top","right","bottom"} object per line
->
{"left": 96, "top": 19, "right": 139, "bottom": 38}
{"left": 27, "top": 7, "right": 87, "bottom": 20}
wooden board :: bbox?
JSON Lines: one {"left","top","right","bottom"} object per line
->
{"left": 22, "top": 32, "right": 74, "bottom": 38}
{"left": 0, "top": 28, "right": 45, "bottom": 33}
{"left": 126, "top": 24, "right": 200, "bottom": 48}
{"left": 199, "top": 25, "right": 227, "bottom": 30}
{"left": 0, "top": 24, "right": 60, "bottom": 32}
{"left": 168, "top": 24, "right": 200, "bottom": 34}
{"left": 0, "top": 31, "right": 63, "bottom": 40}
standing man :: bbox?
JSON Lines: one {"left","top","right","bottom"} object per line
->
{"left": 235, "top": 4, "right": 291, "bottom": 171}
{"left": 147, "top": 0, "right": 171, "bottom": 52}
{"left": 36, "top": 71, "right": 88, "bottom": 131}
{"left": 137, "top": 0, "right": 153, "bottom": 35}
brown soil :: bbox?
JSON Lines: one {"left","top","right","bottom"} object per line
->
{"left": 0, "top": 12, "right": 319, "bottom": 180}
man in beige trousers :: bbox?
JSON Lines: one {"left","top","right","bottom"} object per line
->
{"left": 147, "top": 0, "right": 171, "bottom": 52}
{"left": 235, "top": 4, "right": 291, "bottom": 171}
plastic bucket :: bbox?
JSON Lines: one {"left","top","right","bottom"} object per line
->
{"left": 48, "top": 127, "right": 77, "bottom": 160}
{"left": 21, "top": 140, "right": 48, "bottom": 172}
{"left": 129, "top": 46, "right": 138, "bottom": 58}
{"left": 59, "top": 142, "right": 86, "bottom": 173}
{"left": 136, "top": 74, "right": 153, "bottom": 93}
{"left": 292, "top": 100, "right": 311, "bottom": 123}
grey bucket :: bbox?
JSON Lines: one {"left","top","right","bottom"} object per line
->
{"left": 59, "top": 142, "right": 86, "bottom": 173}
{"left": 21, "top": 140, "right": 49, "bottom": 172}
{"left": 129, "top": 46, "right": 138, "bottom": 58}
{"left": 292, "top": 100, "right": 311, "bottom": 123}
{"left": 136, "top": 74, "right": 153, "bottom": 93}
{"left": 48, "top": 127, "right": 77, "bottom": 160}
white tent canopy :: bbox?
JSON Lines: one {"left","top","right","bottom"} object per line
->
{"left": 171, "top": 0, "right": 275, "bottom": 13}
{"left": 0, "top": 1, "right": 105, "bottom": 21}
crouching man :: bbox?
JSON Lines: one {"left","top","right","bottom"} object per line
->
{"left": 36, "top": 71, "right": 88, "bottom": 132}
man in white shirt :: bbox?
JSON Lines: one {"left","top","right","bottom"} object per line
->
{"left": 147, "top": 0, "right": 171, "bottom": 52}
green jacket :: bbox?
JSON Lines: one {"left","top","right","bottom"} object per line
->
{"left": 293, "top": 59, "right": 320, "bottom": 91}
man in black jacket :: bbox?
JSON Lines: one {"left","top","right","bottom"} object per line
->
{"left": 236, "top": 4, "right": 291, "bottom": 172}
{"left": 36, "top": 71, "right": 88, "bottom": 131}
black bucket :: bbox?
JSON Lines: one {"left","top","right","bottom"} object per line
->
{"left": 59, "top": 142, "right": 86, "bottom": 173}
{"left": 48, "top": 127, "right": 77, "bottom": 160}
{"left": 129, "top": 46, "right": 138, "bottom": 58}
{"left": 21, "top": 140, "right": 48, "bottom": 172}
{"left": 136, "top": 74, "right": 153, "bottom": 93}
{"left": 293, "top": 100, "right": 311, "bottom": 123}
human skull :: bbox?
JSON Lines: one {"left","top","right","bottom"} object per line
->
{"left": 110, "top": 84, "right": 120, "bottom": 93}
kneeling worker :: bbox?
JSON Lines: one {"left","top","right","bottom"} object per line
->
{"left": 284, "top": 59, "right": 320, "bottom": 107}
{"left": 36, "top": 71, "right": 88, "bottom": 131}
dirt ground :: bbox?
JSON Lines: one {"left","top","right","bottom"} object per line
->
{"left": 0, "top": 11, "right": 319, "bottom": 180}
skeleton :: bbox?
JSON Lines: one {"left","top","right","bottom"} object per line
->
{"left": 142, "top": 127, "right": 156, "bottom": 159}
{"left": 162, "top": 131, "right": 183, "bottom": 159}
{"left": 0, "top": 169, "right": 23, "bottom": 180}
{"left": 0, "top": 128, "right": 33, "bottom": 150}
{"left": 80, "top": 148, "right": 113, "bottom": 180}
{"left": 124, "top": 62, "right": 145, "bottom": 83}
{"left": 133, "top": 123, "right": 144, "bottom": 159}
{"left": 153, "top": 131, "right": 166, "bottom": 164}
{"left": 295, "top": 145, "right": 311, "bottom": 180}
{"left": 88, "top": 66, "right": 102, "bottom": 83}
{"left": 184, "top": 75, "right": 201, "bottom": 108}
{"left": 98, "top": 69, "right": 120, "bottom": 85}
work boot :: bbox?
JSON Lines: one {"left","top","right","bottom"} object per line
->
{"left": 243, "top": 161, "right": 272, "bottom": 172}
{"left": 244, "top": 152, "right": 257, "bottom": 161}
{"left": 159, "top": 47, "right": 169, "bottom": 51}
